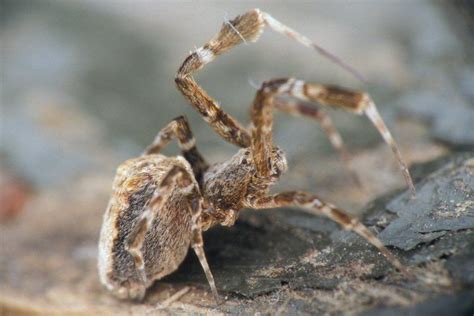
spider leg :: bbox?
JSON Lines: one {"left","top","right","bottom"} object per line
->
{"left": 189, "top": 198, "right": 220, "bottom": 302}
{"left": 273, "top": 97, "right": 362, "bottom": 186}
{"left": 124, "top": 165, "right": 195, "bottom": 290}
{"left": 245, "top": 191, "right": 411, "bottom": 277}
{"left": 143, "top": 116, "right": 209, "bottom": 183}
{"left": 260, "top": 12, "right": 366, "bottom": 82}
{"left": 191, "top": 227, "right": 220, "bottom": 302}
{"left": 250, "top": 78, "right": 415, "bottom": 196}
{"left": 125, "top": 164, "right": 219, "bottom": 301}
{"left": 176, "top": 9, "right": 365, "bottom": 148}
{"left": 161, "top": 167, "right": 220, "bottom": 302}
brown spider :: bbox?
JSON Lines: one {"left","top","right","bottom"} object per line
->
{"left": 98, "top": 9, "right": 416, "bottom": 302}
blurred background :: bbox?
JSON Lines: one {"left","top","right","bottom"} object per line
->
{"left": 2, "top": 0, "right": 473, "bottom": 200}
{"left": 1, "top": 0, "right": 473, "bottom": 313}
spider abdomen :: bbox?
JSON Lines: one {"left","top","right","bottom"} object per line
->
{"left": 98, "top": 154, "right": 196, "bottom": 299}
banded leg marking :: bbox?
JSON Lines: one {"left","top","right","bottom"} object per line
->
{"left": 250, "top": 78, "right": 415, "bottom": 195}
{"left": 247, "top": 191, "right": 411, "bottom": 276}
{"left": 176, "top": 9, "right": 365, "bottom": 149}
{"left": 143, "top": 116, "right": 209, "bottom": 183}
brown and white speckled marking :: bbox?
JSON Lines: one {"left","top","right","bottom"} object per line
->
{"left": 176, "top": 10, "right": 415, "bottom": 195}
{"left": 249, "top": 77, "right": 414, "bottom": 194}
{"left": 99, "top": 9, "right": 417, "bottom": 304}
{"left": 98, "top": 155, "right": 202, "bottom": 300}
{"left": 175, "top": 9, "right": 365, "bottom": 149}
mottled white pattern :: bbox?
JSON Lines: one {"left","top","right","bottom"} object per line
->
{"left": 290, "top": 80, "right": 308, "bottom": 100}
{"left": 195, "top": 47, "right": 215, "bottom": 65}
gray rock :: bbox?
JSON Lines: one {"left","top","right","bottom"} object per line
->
{"left": 364, "top": 291, "right": 474, "bottom": 316}
{"left": 379, "top": 154, "right": 474, "bottom": 250}
{"left": 396, "top": 92, "right": 474, "bottom": 148}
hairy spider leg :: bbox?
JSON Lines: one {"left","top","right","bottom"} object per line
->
{"left": 191, "top": 212, "right": 220, "bottom": 302}
{"left": 125, "top": 165, "right": 219, "bottom": 301}
{"left": 273, "top": 97, "right": 362, "bottom": 186}
{"left": 123, "top": 164, "right": 196, "bottom": 297}
{"left": 250, "top": 78, "right": 415, "bottom": 195}
{"left": 124, "top": 168, "right": 181, "bottom": 288}
{"left": 246, "top": 191, "right": 411, "bottom": 276}
{"left": 143, "top": 116, "right": 209, "bottom": 183}
{"left": 162, "top": 170, "right": 221, "bottom": 301}
{"left": 176, "top": 9, "right": 365, "bottom": 149}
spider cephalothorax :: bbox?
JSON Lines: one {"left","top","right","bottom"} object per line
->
{"left": 98, "top": 9, "right": 415, "bottom": 302}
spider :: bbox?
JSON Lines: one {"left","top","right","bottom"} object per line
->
{"left": 98, "top": 9, "right": 416, "bottom": 302}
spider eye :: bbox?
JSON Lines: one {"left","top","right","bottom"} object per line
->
{"left": 241, "top": 158, "right": 248, "bottom": 165}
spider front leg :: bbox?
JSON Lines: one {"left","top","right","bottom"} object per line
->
{"left": 143, "top": 115, "right": 209, "bottom": 183}
{"left": 245, "top": 191, "right": 411, "bottom": 276}
{"left": 176, "top": 9, "right": 364, "bottom": 149}
{"left": 250, "top": 78, "right": 416, "bottom": 196}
